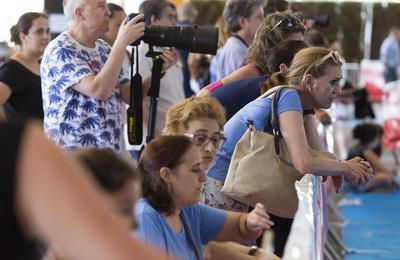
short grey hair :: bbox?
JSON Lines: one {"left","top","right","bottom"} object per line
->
{"left": 63, "top": 0, "right": 86, "bottom": 21}
{"left": 223, "top": 0, "right": 263, "bottom": 33}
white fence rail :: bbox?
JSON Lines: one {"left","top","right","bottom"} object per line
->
{"left": 282, "top": 122, "right": 336, "bottom": 260}
{"left": 282, "top": 175, "right": 324, "bottom": 260}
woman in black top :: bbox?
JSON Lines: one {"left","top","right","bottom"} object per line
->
{"left": 0, "top": 12, "right": 50, "bottom": 121}
{"left": 0, "top": 120, "right": 167, "bottom": 260}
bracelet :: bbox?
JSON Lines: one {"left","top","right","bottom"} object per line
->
{"left": 248, "top": 245, "right": 258, "bottom": 256}
{"left": 303, "top": 108, "right": 315, "bottom": 115}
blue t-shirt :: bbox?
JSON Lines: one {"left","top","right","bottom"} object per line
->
{"left": 207, "top": 88, "right": 303, "bottom": 182}
{"left": 211, "top": 76, "right": 267, "bottom": 120}
{"left": 135, "top": 198, "right": 227, "bottom": 260}
{"left": 380, "top": 35, "right": 400, "bottom": 69}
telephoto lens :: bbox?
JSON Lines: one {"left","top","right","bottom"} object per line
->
{"left": 128, "top": 13, "right": 219, "bottom": 55}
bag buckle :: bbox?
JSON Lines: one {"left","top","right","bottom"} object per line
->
{"left": 246, "top": 119, "right": 254, "bottom": 128}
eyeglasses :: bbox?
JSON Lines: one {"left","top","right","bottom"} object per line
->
{"left": 269, "top": 17, "right": 303, "bottom": 32}
{"left": 185, "top": 133, "right": 226, "bottom": 149}
{"left": 303, "top": 50, "right": 344, "bottom": 78}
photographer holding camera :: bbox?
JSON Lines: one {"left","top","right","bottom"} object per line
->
{"left": 125, "top": 0, "right": 184, "bottom": 158}
{"left": 40, "top": 0, "right": 176, "bottom": 153}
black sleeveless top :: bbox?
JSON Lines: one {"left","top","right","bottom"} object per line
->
{"left": 0, "top": 60, "right": 44, "bottom": 120}
{"left": 0, "top": 121, "right": 39, "bottom": 259}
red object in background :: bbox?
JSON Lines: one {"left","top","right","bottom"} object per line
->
{"left": 365, "top": 82, "right": 385, "bottom": 102}
{"left": 382, "top": 118, "right": 400, "bottom": 150}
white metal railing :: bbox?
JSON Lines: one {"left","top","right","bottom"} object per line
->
{"left": 282, "top": 122, "right": 335, "bottom": 259}
{"left": 282, "top": 175, "right": 324, "bottom": 260}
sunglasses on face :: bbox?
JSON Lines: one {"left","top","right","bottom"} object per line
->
{"left": 269, "top": 17, "right": 303, "bottom": 32}
{"left": 185, "top": 133, "right": 226, "bottom": 149}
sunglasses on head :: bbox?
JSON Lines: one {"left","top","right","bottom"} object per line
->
{"left": 315, "top": 50, "right": 344, "bottom": 66}
{"left": 303, "top": 50, "right": 344, "bottom": 77}
{"left": 269, "top": 17, "right": 303, "bottom": 32}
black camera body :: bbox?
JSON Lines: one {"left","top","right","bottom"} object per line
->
{"left": 306, "top": 15, "right": 329, "bottom": 28}
{"left": 128, "top": 13, "right": 218, "bottom": 55}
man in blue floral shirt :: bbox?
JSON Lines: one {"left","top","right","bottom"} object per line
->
{"left": 41, "top": 0, "right": 176, "bottom": 153}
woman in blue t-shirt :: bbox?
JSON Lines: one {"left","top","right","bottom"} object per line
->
{"left": 205, "top": 47, "right": 373, "bottom": 257}
{"left": 135, "top": 135, "right": 274, "bottom": 260}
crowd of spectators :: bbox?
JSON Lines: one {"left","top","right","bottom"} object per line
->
{"left": 3, "top": 0, "right": 395, "bottom": 259}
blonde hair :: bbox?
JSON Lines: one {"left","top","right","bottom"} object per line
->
{"left": 215, "top": 16, "right": 230, "bottom": 49}
{"left": 261, "top": 72, "right": 287, "bottom": 94}
{"left": 287, "top": 47, "right": 343, "bottom": 85}
{"left": 243, "top": 11, "right": 305, "bottom": 75}
{"left": 163, "top": 96, "right": 226, "bottom": 135}
{"left": 261, "top": 47, "right": 344, "bottom": 93}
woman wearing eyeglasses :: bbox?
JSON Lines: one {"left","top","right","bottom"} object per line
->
{"left": 135, "top": 135, "right": 275, "bottom": 260}
{"left": 206, "top": 47, "right": 373, "bottom": 257}
{"left": 163, "top": 97, "right": 281, "bottom": 259}
{"left": 197, "top": 11, "right": 305, "bottom": 98}
{"left": 164, "top": 96, "right": 247, "bottom": 210}
{"left": 163, "top": 96, "right": 226, "bottom": 170}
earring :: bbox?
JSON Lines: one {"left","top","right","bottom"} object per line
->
{"left": 167, "top": 182, "right": 172, "bottom": 193}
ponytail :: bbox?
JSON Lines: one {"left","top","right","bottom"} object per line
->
{"left": 260, "top": 71, "right": 288, "bottom": 94}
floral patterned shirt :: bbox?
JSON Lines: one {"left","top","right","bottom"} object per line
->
{"left": 41, "top": 32, "right": 129, "bottom": 153}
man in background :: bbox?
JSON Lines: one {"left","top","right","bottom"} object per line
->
{"left": 380, "top": 27, "right": 400, "bottom": 83}
{"left": 125, "top": 0, "right": 183, "bottom": 159}
{"left": 211, "top": 0, "right": 264, "bottom": 80}
{"left": 41, "top": 0, "right": 145, "bottom": 153}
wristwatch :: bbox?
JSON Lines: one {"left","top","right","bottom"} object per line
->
{"left": 248, "top": 245, "right": 258, "bottom": 256}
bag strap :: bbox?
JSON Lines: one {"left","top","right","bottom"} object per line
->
{"left": 264, "top": 86, "right": 289, "bottom": 156}
{"left": 180, "top": 213, "right": 201, "bottom": 260}
{"left": 246, "top": 86, "right": 289, "bottom": 156}
{"left": 263, "top": 86, "right": 288, "bottom": 133}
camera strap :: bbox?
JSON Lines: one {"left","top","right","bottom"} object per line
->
{"left": 127, "top": 46, "right": 143, "bottom": 145}
{"left": 232, "top": 34, "right": 249, "bottom": 48}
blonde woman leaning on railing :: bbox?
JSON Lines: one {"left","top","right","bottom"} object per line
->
{"left": 205, "top": 47, "right": 373, "bottom": 257}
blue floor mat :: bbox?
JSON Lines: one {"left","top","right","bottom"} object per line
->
{"left": 341, "top": 190, "right": 400, "bottom": 260}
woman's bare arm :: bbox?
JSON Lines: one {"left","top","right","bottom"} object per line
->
{"left": 302, "top": 114, "right": 323, "bottom": 151}
{"left": 220, "top": 66, "right": 259, "bottom": 86}
{"left": 206, "top": 241, "right": 280, "bottom": 260}
{"left": 0, "top": 82, "right": 12, "bottom": 121}
{"left": 197, "top": 66, "right": 259, "bottom": 97}
{"left": 279, "top": 111, "right": 371, "bottom": 184}
{"left": 214, "top": 204, "right": 273, "bottom": 243}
